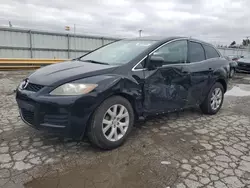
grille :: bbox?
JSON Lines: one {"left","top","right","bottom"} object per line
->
{"left": 43, "top": 114, "right": 68, "bottom": 126}
{"left": 25, "top": 83, "right": 44, "bottom": 92}
{"left": 21, "top": 109, "right": 35, "bottom": 125}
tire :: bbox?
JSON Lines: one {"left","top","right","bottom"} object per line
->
{"left": 229, "top": 68, "right": 235, "bottom": 78}
{"left": 200, "top": 82, "right": 224, "bottom": 115}
{"left": 87, "top": 96, "right": 134, "bottom": 149}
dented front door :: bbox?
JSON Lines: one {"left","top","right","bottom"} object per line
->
{"left": 143, "top": 39, "right": 191, "bottom": 114}
{"left": 143, "top": 64, "right": 191, "bottom": 114}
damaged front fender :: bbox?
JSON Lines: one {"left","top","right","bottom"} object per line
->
{"left": 74, "top": 74, "right": 144, "bottom": 116}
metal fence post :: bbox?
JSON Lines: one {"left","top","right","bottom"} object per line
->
{"left": 67, "top": 34, "right": 70, "bottom": 58}
{"left": 101, "top": 37, "right": 104, "bottom": 46}
{"left": 29, "top": 30, "right": 33, "bottom": 58}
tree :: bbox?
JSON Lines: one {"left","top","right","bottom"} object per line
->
{"left": 243, "top": 38, "right": 250, "bottom": 46}
{"left": 247, "top": 39, "right": 250, "bottom": 45}
{"left": 243, "top": 40, "right": 247, "bottom": 46}
{"left": 230, "top": 41, "right": 236, "bottom": 46}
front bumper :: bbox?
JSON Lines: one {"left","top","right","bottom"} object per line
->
{"left": 16, "top": 88, "right": 100, "bottom": 139}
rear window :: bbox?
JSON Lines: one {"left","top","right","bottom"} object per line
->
{"left": 203, "top": 45, "right": 220, "bottom": 59}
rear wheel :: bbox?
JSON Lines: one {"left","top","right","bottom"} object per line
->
{"left": 88, "top": 96, "right": 134, "bottom": 149}
{"left": 200, "top": 82, "right": 224, "bottom": 115}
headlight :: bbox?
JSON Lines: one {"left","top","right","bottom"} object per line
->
{"left": 50, "top": 83, "right": 98, "bottom": 96}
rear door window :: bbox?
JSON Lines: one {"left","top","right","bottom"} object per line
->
{"left": 203, "top": 45, "right": 220, "bottom": 59}
{"left": 189, "top": 42, "right": 206, "bottom": 63}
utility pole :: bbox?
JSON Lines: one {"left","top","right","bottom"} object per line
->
{"left": 247, "top": 36, "right": 250, "bottom": 52}
{"left": 74, "top": 24, "right": 76, "bottom": 53}
{"left": 138, "top": 29, "right": 142, "bottom": 37}
{"left": 8, "top": 21, "right": 12, "bottom": 27}
{"left": 245, "top": 36, "right": 250, "bottom": 52}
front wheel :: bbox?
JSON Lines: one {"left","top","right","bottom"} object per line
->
{"left": 87, "top": 96, "right": 134, "bottom": 149}
{"left": 200, "top": 82, "right": 224, "bottom": 115}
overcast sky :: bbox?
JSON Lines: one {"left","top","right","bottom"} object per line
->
{"left": 0, "top": 0, "right": 249, "bottom": 45}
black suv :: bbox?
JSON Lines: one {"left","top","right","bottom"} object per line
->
{"left": 16, "top": 36, "right": 229, "bottom": 149}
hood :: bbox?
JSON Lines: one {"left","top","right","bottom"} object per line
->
{"left": 28, "top": 60, "right": 117, "bottom": 86}
{"left": 238, "top": 58, "right": 250, "bottom": 64}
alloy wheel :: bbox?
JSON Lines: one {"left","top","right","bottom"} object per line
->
{"left": 211, "top": 88, "right": 222, "bottom": 111}
{"left": 102, "top": 104, "right": 129, "bottom": 142}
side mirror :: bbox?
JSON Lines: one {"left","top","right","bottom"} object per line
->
{"left": 148, "top": 55, "right": 164, "bottom": 70}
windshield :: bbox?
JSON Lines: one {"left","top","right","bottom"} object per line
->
{"left": 80, "top": 40, "right": 157, "bottom": 65}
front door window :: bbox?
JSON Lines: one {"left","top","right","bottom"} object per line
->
{"left": 153, "top": 40, "right": 188, "bottom": 65}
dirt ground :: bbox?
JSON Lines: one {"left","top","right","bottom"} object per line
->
{"left": 1, "top": 71, "right": 250, "bottom": 188}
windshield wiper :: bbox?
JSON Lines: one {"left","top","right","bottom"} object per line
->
{"left": 80, "top": 59, "right": 109, "bottom": 65}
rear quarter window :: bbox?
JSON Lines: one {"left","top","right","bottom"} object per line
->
{"left": 203, "top": 45, "right": 220, "bottom": 59}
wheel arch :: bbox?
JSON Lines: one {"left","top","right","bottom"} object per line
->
{"left": 82, "top": 83, "right": 142, "bottom": 138}
{"left": 216, "top": 78, "right": 227, "bottom": 93}
{"left": 96, "top": 92, "right": 141, "bottom": 121}
{"left": 114, "top": 92, "right": 140, "bottom": 119}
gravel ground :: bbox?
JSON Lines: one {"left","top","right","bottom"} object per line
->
{"left": 1, "top": 71, "right": 250, "bottom": 188}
